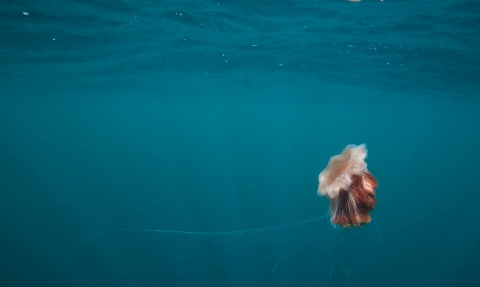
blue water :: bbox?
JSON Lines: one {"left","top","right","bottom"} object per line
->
{"left": 1, "top": 1, "right": 479, "bottom": 286}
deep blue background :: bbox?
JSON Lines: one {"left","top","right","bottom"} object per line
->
{"left": 1, "top": 1, "right": 479, "bottom": 286}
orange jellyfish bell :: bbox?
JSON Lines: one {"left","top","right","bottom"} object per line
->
{"left": 318, "top": 144, "right": 378, "bottom": 228}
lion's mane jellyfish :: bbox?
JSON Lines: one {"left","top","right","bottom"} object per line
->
{"left": 318, "top": 144, "right": 378, "bottom": 228}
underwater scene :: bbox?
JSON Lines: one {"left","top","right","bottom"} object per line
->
{"left": 1, "top": 1, "right": 479, "bottom": 286}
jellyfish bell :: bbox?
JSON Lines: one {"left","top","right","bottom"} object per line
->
{"left": 318, "top": 144, "right": 378, "bottom": 228}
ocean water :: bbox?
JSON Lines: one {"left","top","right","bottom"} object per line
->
{"left": 1, "top": 0, "right": 479, "bottom": 286}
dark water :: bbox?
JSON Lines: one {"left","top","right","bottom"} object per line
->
{"left": 1, "top": 1, "right": 479, "bottom": 286}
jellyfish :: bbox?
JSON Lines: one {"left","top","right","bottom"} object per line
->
{"left": 318, "top": 144, "right": 378, "bottom": 228}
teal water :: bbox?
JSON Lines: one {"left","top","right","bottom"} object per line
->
{"left": 1, "top": 1, "right": 479, "bottom": 286}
